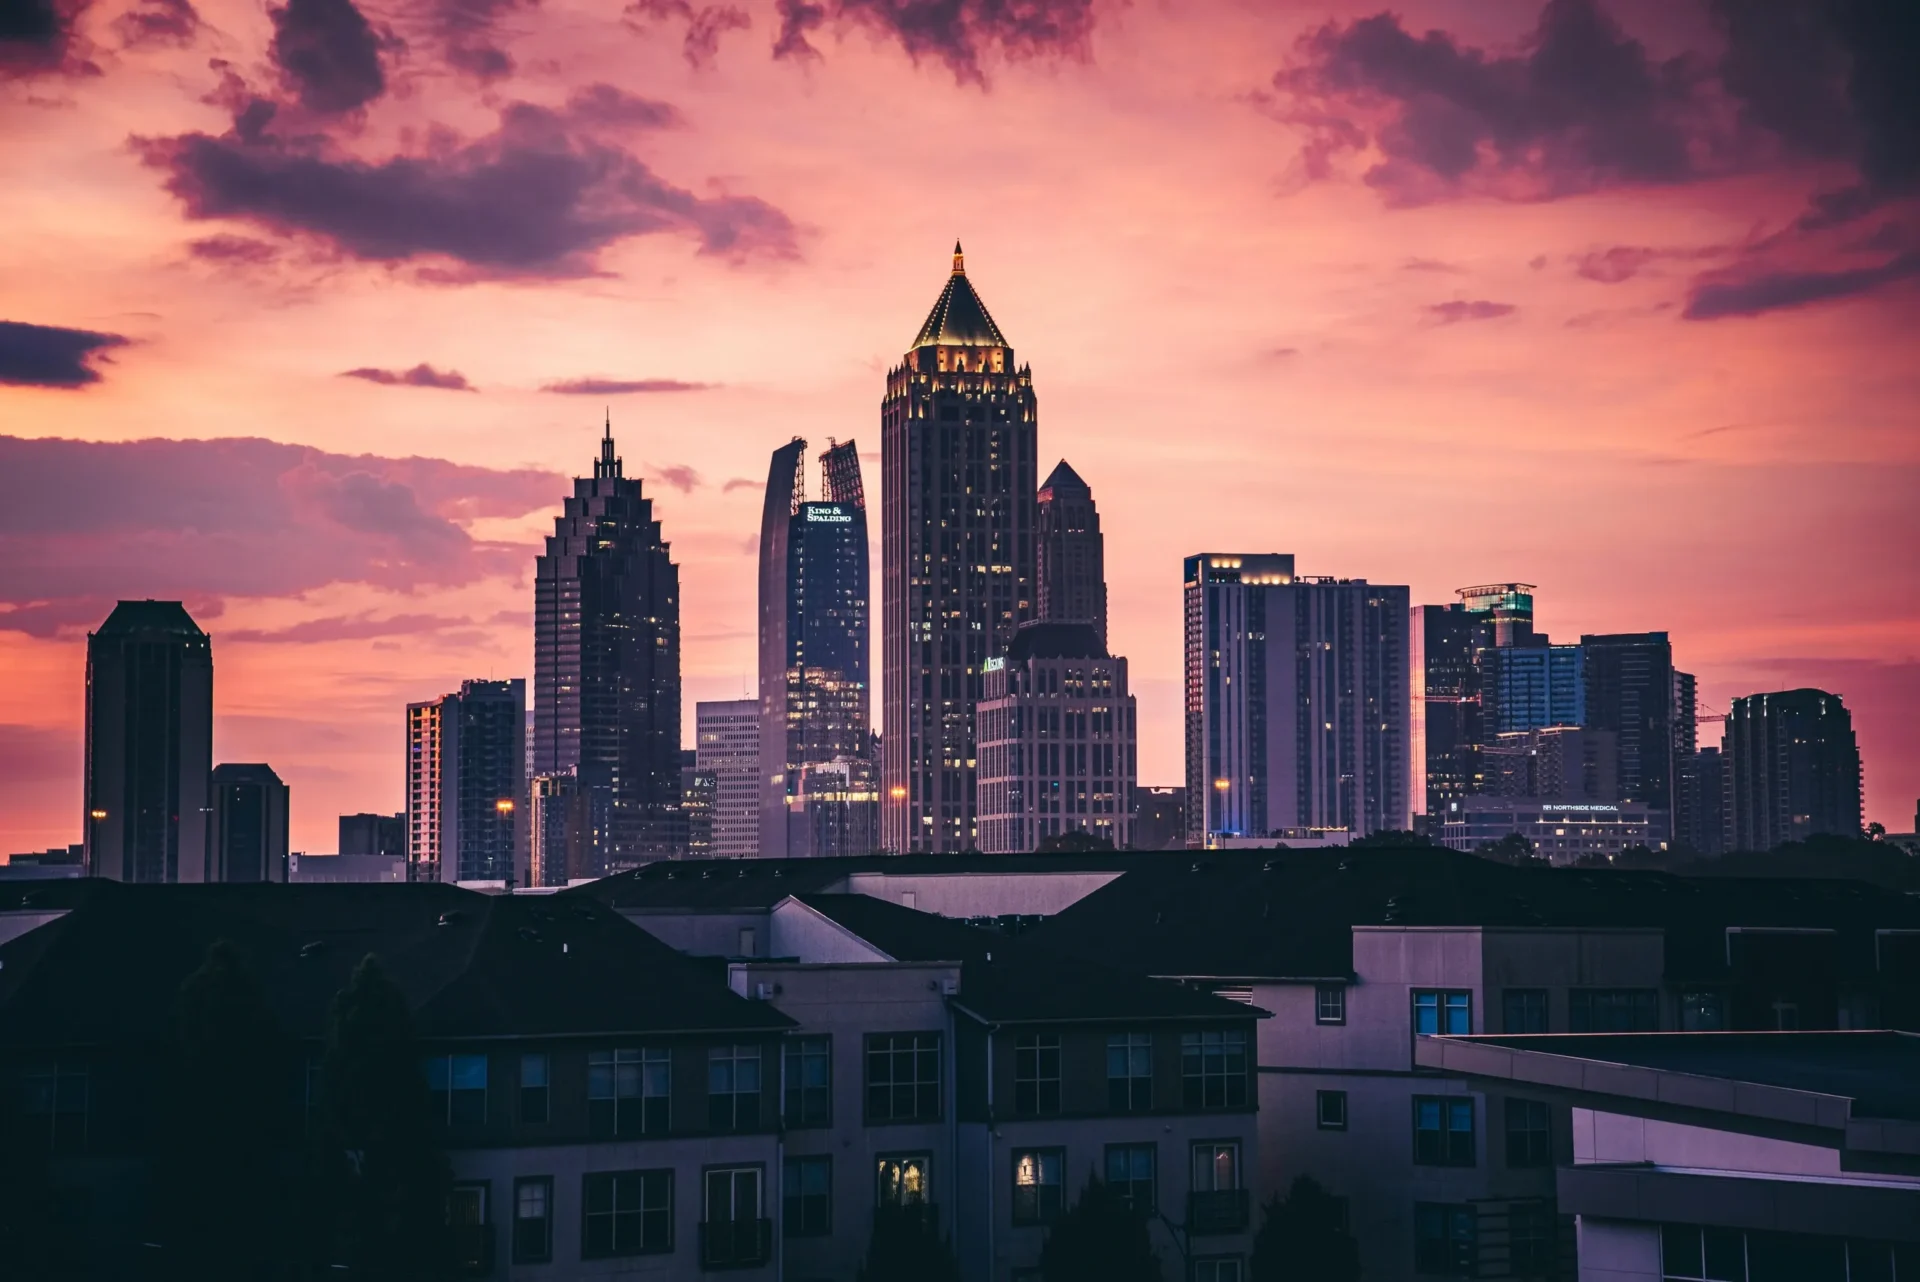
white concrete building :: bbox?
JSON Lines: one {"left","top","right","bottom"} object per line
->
{"left": 697, "top": 699, "right": 761, "bottom": 860}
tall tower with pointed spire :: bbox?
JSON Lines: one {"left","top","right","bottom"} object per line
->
{"left": 533, "top": 419, "right": 683, "bottom": 869}
{"left": 881, "top": 243, "right": 1038, "bottom": 852}
{"left": 1036, "top": 459, "right": 1107, "bottom": 647}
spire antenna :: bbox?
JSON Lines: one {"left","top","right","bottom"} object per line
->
{"left": 952, "top": 240, "right": 965, "bottom": 276}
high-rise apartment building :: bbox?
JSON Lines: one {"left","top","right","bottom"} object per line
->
{"left": 783, "top": 757, "right": 880, "bottom": 858}
{"left": 882, "top": 244, "right": 1038, "bottom": 852}
{"left": 1185, "top": 555, "right": 1411, "bottom": 846}
{"left": 1725, "top": 688, "right": 1863, "bottom": 850}
{"left": 697, "top": 699, "right": 760, "bottom": 859}
{"left": 1675, "top": 746, "right": 1728, "bottom": 855}
{"left": 977, "top": 622, "right": 1137, "bottom": 852}
{"left": 406, "top": 679, "right": 525, "bottom": 884}
{"left": 533, "top": 420, "right": 682, "bottom": 869}
{"left": 1411, "top": 602, "right": 1488, "bottom": 818}
{"left": 1483, "top": 726, "right": 1617, "bottom": 802}
{"left": 1479, "top": 643, "right": 1584, "bottom": 733}
{"left": 528, "top": 772, "right": 589, "bottom": 887}
{"left": 83, "top": 600, "right": 213, "bottom": 882}
{"left": 1035, "top": 460, "right": 1106, "bottom": 646}
{"left": 680, "top": 749, "right": 715, "bottom": 859}
{"left": 1581, "top": 632, "right": 1676, "bottom": 810}
{"left": 758, "top": 438, "right": 871, "bottom": 857}
{"left": 338, "top": 812, "right": 404, "bottom": 858}
{"left": 206, "top": 763, "right": 289, "bottom": 882}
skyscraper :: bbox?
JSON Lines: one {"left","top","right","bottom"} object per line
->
{"left": 407, "top": 679, "right": 525, "bottom": 883}
{"left": 1479, "top": 643, "right": 1585, "bottom": 733}
{"left": 529, "top": 772, "right": 588, "bottom": 887}
{"left": 882, "top": 243, "right": 1038, "bottom": 852}
{"left": 697, "top": 699, "right": 760, "bottom": 860}
{"left": 1036, "top": 460, "right": 1106, "bottom": 646}
{"left": 1581, "top": 632, "right": 1676, "bottom": 811}
{"left": 533, "top": 419, "right": 682, "bottom": 869}
{"left": 339, "top": 812, "right": 404, "bottom": 858}
{"left": 758, "top": 438, "right": 871, "bottom": 857}
{"left": 977, "top": 621, "right": 1137, "bottom": 852}
{"left": 206, "top": 763, "right": 289, "bottom": 883}
{"left": 1725, "top": 688, "right": 1863, "bottom": 850}
{"left": 83, "top": 600, "right": 213, "bottom": 882}
{"left": 1411, "top": 602, "right": 1488, "bottom": 819}
{"left": 1185, "top": 556, "right": 1411, "bottom": 846}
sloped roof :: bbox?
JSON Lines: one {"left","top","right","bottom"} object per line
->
{"left": 0, "top": 881, "right": 792, "bottom": 1048}
{"left": 794, "top": 892, "right": 1261, "bottom": 1025}
{"left": 1039, "top": 460, "right": 1088, "bottom": 495}
{"left": 911, "top": 242, "right": 1008, "bottom": 349}
{"left": 1005, "top": 621, "right": 1107, "bottom": 662}
{"left": 94, "top": 599, "right": 205, "bottom": 637}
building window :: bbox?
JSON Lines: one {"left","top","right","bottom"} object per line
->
{"left": 1193, "top": 1259, "right": 1244, "bottom": 1282}
{"left": 1191, "top": 1141, "right": 1240, "bottom": 1192}
{"left": 1502, "top": 989, "right": 1549, "bottom": 1034}
{"left": 1413, "top": 990, "right": 1471, "bottom": 1038}
{"left": 1413, "top": 1096, "right": 1476, "bottom": 1166}
{"left": 1569, "top": 989, "right": 1659, "bottom": 1033}
{"left": 1316, "top": 1089, "right": 1348, "bottom": 1131}
{"left": 1104, "top": 1143, "right": 1156, "bottom": 1214}
{"left": 520, "top": 1053, "right": 549, "bottom": 1124}
{"left": 1771, "top": 1001, "right": 1800, "bottom": 1031}
{"left": 582, "top": 1170, "right": 671, "bottom": 1258}
{"left": 448, "top": 1182, "right": 490, "bottom": 1276}
{"left": 1107, "top": 1032, "right": 1152, "bottom": 1111}
{"left": 875, "top": 1154, "right": 931, "bottom": 1208}
{"left": 1680, "top": 991, "right": 1725, "bottom": 1032}
{"left": 1011, "top": 1148, "right": 1064, "bottom": 1225}
{"left": 1315, "top": 985, "right": 1347, "bottom": 1025}
{"left": 21, "top": 1060, "right": 88, "bottom": 1152}
{"left": 1180, "top": 1030, "right": 1249, "bottom": 1109}
{"left": 1505, "top": 1098, "right": 1553, "bottom": 1167}
{"left": 1509, "top": 1202, "right": 1557, "bottom": 1275}
{"left": 784, "top": 1155, "right": 831, "bottom": 1237}
{"left": 1414, "top": 1203, "right": 1476, "bottom": 1276}
{"left": 1660, "top": 1224, "right": 1748, "bottom": 1280}
{"left": 866, "top": 1033, "right": 941, "bottom": 1122}
{"left": 424, "top": 1053, "right": 488, "bottom": 1126}
{"left": 705, "top": 1166, "right": 762, "bottom": 1225}
{"left": 512, "top": 1177, "right": 552, "bottom": 1264}
{"left": 708, "top": 1045, "right": 762, "bottom": 1131}
{"left": 589, "top": 1048, "right": 669, "bottom": 1137}
{"left": 1014, "top": 1034, "right": 1061, "bottom": 1116}
{"left": 784, "top": 1036, "right": 831, "bottom": 1127}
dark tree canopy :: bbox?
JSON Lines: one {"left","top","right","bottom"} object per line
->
{"left": 856, "top": 1204, "right": 961, "bottom": 1282}
{"left": 1250, "top": 1175, "right": 1360, "bottom": 1282}
{"left": 1039, "top": 1173, "right": 1161, "bottom": 1282}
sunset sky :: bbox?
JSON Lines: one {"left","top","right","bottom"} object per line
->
{"left": 3, "top": 0, "right": 1916, "bottom": 853}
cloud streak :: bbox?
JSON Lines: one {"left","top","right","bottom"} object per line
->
{"left": 772, "top": 0, "right": 1096, "bottom": 83}
{"left": 340, "top": 363, "right": 474, "bottom": 390}
{"left": 541, "top": 376, "right": 710, "bottom": 394}
{"left": 1683, "top": 252, "right": 1920, "bottom": 320}
{"left": 0, "top": 320, "right": 130, "bottom": 388}
{"left": 1426, "top": 300, "right": 1515, "bottom": 325}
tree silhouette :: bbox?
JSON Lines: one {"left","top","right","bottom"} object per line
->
{"left": 856, "top": 1204, "right": 961, "bottom": 1282}
{"left": 1039, "top": 1173, "right": 1161, "bottom": 1282}
{"left": 321, "top": 954, "right": 453, "bottom": 1282}
{"left": 1249, "top": 1175, "right": 1360, "bottom": 1282}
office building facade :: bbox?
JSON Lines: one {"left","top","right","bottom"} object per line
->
{"left": 782, "top": 757, "right": 880, "bottom": 858}
{"left": 83, "top": 600, "right": 213, "bottom": 883}
{"left": 758, "top": 438, "right": 871, "bottom": 857}
{"left": 338, "top": 811, "right": 404, "bottom": 858}
{"left": 1725, "top": 688, "right": 1863, "bottom": 850}
{"left": 1185, "top": 556, "right": 1411, "bottom": 845}
{"left": 528, "top": 772, "right": 589, "bottom": 887}
{"left": 1035, "top": 460, "right": 1106, "bottom": 646}
{"left": 1483, "top": 725, "right": 1618, "bottom": 803}
{"left": 698, "top": 699, "right": 761, "bottom": 860}
{"left": 976, "top": 622, "right": 1137, "bottom": 853}
{"left": 407, "top": 679, "right": 525, "bottom": 884}
{"left": 205, "top": 763, "right": 289, "bottom": 883}
{"left": 1581, "top": 632, "right": 1676, "bottom": 811}
{"left": 1480, "top": 643, "right": 1585, "bottom": 735}
{"left": 533, "top": 420, "right": 682, "bottom": 870}
{"left": 1411, "top": 602, "right": 1488, "bottom": 820}
{"left": 882, "top": 244, "right": 1038, "bottom": 852}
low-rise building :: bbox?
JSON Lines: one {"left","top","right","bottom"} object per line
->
{"left": 1438, "top": 796, "right": 1667, "bottom": 862}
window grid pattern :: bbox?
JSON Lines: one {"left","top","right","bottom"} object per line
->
{"left": 1316, "top": 985, "right": 1347, "bottom": 1024}
{"left": 1317, "top": 1089, "right": 1348, "bottom": 1131}
{"left": 1014, "top": 1034, "right": 1061, "bottom": 1116}
{"left": 1502, "top": 989, "right": 1549, "bottom": 1034}
{"left": 1180, "top": 1030, "right": 1248, "bottom": 1109}
{"left": 1505, "top": 1097, "right": 1553, "bottom": 1167}
{"left": 1105, "top": 1143, "right": 1156, "bottom": 1214}
{"left": 424, "top": 1053, "right": 488, "bottom": 1126}
{"left": 588, "top": 1048, "right": 670, "bottom": 1137}
{"left": 1414, "top": 1096, "right": 1476, "bottom": 1166}
{"left": 1413, "top": 990, "right": 1472, "bottom": 1037}
{"left": 1107, "top": 1033, "right": 1152, "bottom": 1111}
{"left": 520, "top": 1053, "right": 549, "bottom": 1124}
{"left": 784, "top": 1036, "right": 831, "bottom": 1127}
{"left": 1012, "top": 1148, "right": 1065, "bottom": 1225}
{"left": 784, "top": 1155, "right": 832, "bottom": 1237}
{"left": 1570, "top": 988, "right": 1660, "bottom": 1033}
{"left": 1415, "top": 1202, "right": 1476, "bottom": 1277}
{"left": 708, "top": 1045, "right": 762, "bottom": 1131}
{"left": 866, "top": 1034, "right": 941, "bottom": 1122}
{"left": 582, "top": 1170, "right": 671, "bottom": 1258}
{"left": 512, "top": 1176, "right": 552, "bottom": 1264}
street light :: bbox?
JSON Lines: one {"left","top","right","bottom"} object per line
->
{"left": 495, "top": 799, "right": 515, "bottom": 816}
{"left": 89, "top": 809, "right": 108, "bottom": 821}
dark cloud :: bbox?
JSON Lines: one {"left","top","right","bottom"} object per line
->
{"left": 772, "top": 0, "right": 1096, "bottom": 83}
{"left": 224, "top": 611, "right": 471, "bottom": 643}
{"left": 1683, "top": 251, "right": 1920, "bottom": 320}
{"left": 649, "top": 463, "right": 701, "bottom": 492}
{"left": 187, "top": 234, "right": 282, "bottom": 264}
{"left": 0, "top": 0, "right": 100, "bottom": 78}
{"left": 720, "top": 476, "right": 759, "bottom": 493}
{"left": 115, "top": 0, "right": 201, "bottom": 48}
{"left": 340, "top": 363, "right": 474, "bottom": 390}
{"left": 1426, "top": 300, "right": 1515, "bottom": 325}
{"left": 627, "top": 0, "right": 750, "bottom": 69}
{"left": 541, "top": 376, "right": 710, "bottom": 394}
{"left": 0, "top": 435, "right": 560, "bottom": 631}
{"left": 1573, "top": 243, "right": 1727, "bottom": 284}
{"left": 1275, "top": 0, "right": 1718, "bottom": 206}
{"left": 268, "top": 0, "right": 389, "bottom": 114}
{"left": 432, "top": 0, "right": 529, "bottom": 83}
{"left": 564, "top": 82, "right": 682, "bottom": 129}
{"left": 0, "top": 319, "right": 129, "bottom": 388}
{"left": 1400, "top": 257, "right": 1460, "bottom": 273}
{"left": 138, "top": 100, "right": 797, "bottom": 277}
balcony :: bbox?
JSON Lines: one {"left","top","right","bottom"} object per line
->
{"left": 700, "top": 1218, "right": 773, "bottom": 1270}
{"left": 1186, "top": 1188, "right": 1250, "bottom": 1236}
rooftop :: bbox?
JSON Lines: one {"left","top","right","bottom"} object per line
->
{"left": 1039, "top": 459, "right": 1089, "bottom": 496}
{"left": 1005, "top": 620, "right": 1107, "bottom": 663}
{"left": 911, "top": 242, "right": 1009, "bottom": 349}
{"left": 92, "top": 599, "right": 205, "bottom": 639}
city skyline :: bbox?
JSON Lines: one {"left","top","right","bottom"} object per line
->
{"left": 4, "top": 0, "right": 1918, "bottom": 851}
